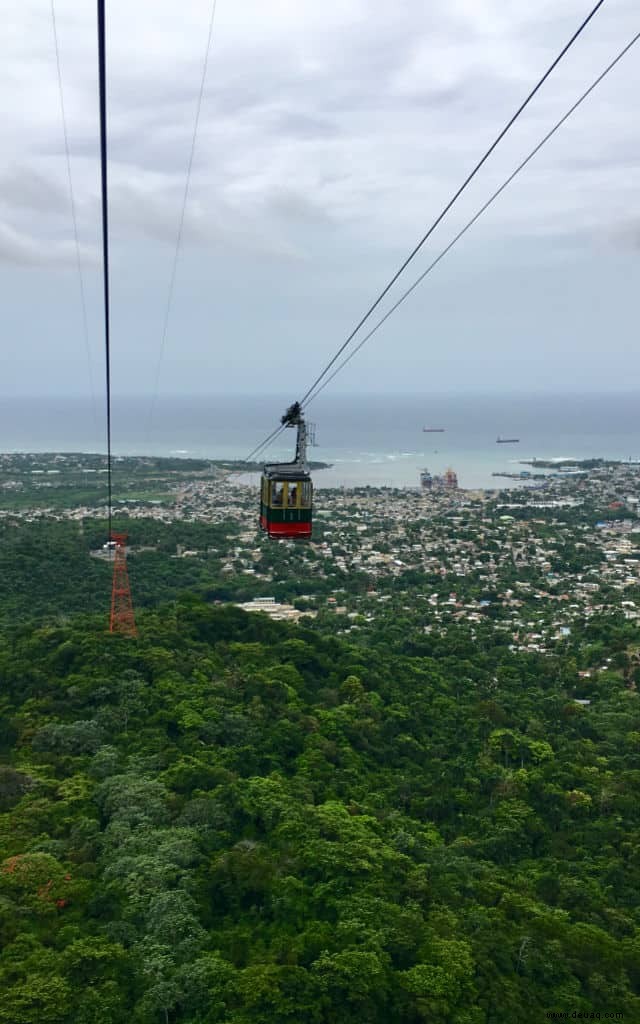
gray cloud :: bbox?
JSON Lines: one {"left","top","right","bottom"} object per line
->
{"left": 0, "top": 220, "right": 97, "bottom": 267}
{"left": 266, "top": 186, "right": 335, "bottom": 224}
{"left": 1, "top": 0, "right": 639, "bottom": 397}
{"left": 270, "top": 112, "right": 340, "bottom": 141}
{"left": 109, "top": 181, "right": 307, "bottom": 260}
{"left": 606, "top": 220, "right": 640, "bottom": 251}
{"left": 7, "top": 0, "right": 640, "bottom": 247}
{"left": 0, "top": 165, "right": 69, "bottom": 214}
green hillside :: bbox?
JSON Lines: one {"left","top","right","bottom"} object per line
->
{"left": 1, "top": 602, "right": 638, "bottom": 1022}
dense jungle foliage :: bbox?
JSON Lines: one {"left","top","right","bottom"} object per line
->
{"left": 1, "top": 600, "right": 639, "bottom": 1022}
{"left": 0, "top": 518, "right": 360, "bottom": 625}
{"left": 0, "top": 520, "right": 240, "bottom": 623}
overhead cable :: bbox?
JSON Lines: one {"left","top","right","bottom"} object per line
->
{"left": 97, "top": 0, "right": 112, "bottom": 538}
{"left": 51, "top": 0, "right": 99, "bottom": 443}
{"left": 297, "top": 0, "right": 607, "bottom": 407}
{"left": 245, "top": 421, "right": 289, "bottom": 464}
{"left": 147, "top": 0, "right": 220, "bottom": 438}
{"left": 246, "top": 0, "right": 607, "bottom": 463}
{"left": 304, "top": 29, "right": 640, "bottom": 406}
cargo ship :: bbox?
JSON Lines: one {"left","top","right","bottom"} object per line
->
{"left": 496, "top": 436, "right": 519, "bottom": 444}
{"left": 423, "top": 427, "right": 445, "bottom": 432}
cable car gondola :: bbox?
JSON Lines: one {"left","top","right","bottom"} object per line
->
{"left": 260, "top": 402, "right": 313, "bottom": 539}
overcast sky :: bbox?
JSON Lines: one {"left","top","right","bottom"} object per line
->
{"left": 1, "top": 0, "right": 639, "bottom": 400}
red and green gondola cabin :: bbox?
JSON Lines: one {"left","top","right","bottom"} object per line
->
{"left": 260, "top": 466, "right": 313, "bottom": 538}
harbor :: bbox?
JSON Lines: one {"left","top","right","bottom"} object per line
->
{"left": 491, "top": 470, "right": 547, "bottom": 480}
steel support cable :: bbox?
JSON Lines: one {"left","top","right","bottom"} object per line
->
{"left": 147, "top": 0, "right": 220, "bottom": 439}
{"left": 297, "top": 0, "right": 606, "bottom": 408}
{"left": 245, "top": 0, "right": 607, "bottom": 463}
{"left": 302, "top": 29, "right": 640, "bottom": 408}
{"left": 245, "top": 421, "right": 288, "bottom": 464}
{"left": 97, "top": 0, "right": 112, "bottom": 538}
{"left": 51, "top": 0, "right": 99, "bottom": 444}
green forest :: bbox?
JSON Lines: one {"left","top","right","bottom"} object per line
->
{"left": 1, "top": 594, "right": 639, "bottom": 1022}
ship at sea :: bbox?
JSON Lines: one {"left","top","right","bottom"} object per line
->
{"left": 496, "top": 436, "right": 519, "bottom": 444}
{"left": 423, "top": 427, "right": 445, "bottom": 432}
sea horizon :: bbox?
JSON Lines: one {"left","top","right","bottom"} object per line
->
{"left": 1, "top": 391, "right": 639, "bottom": 491}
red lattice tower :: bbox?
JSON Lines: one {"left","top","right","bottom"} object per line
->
{"left": 109, "top": 533, "right": 137, "bottom": 637}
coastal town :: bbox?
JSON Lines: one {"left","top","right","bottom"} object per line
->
{"left": 2, "top": 451, "right": 640, "bottom": 664}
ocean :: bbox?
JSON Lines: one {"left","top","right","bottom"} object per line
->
{"left": 1, "top": 392, "right": 639, "bottom": 491}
